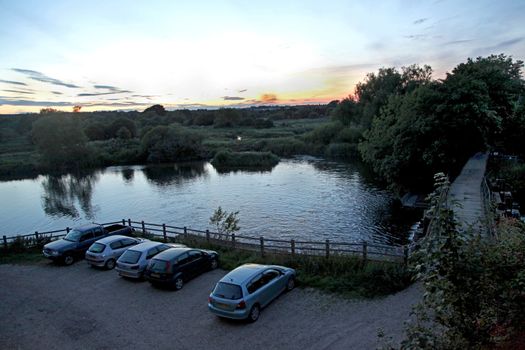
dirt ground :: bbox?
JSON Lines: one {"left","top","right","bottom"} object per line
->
{"left": 0, "top": 262, "right": 421, "bottom": 350}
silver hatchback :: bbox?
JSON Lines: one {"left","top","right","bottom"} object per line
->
{"left": 85, "top": 235, "right": 144, "bottom": 269}
{"left": 115, "top": 241, "right": 186, "bottom": 279}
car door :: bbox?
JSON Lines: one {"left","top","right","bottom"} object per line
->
{"left": 109, "top": 240, "right": 124, "bottom": 259}
{"left": 114, "top": 238, "right": 136, "bottom": 258}
{"left": 175, "top": 253, "right": 192, "bottom": 280}
{"left": 188, "top": 250, "right": 206, "bottom": 275}
{"left": 258, "top": 269, "right": 282, "bottom": 307}
{"left": 78, "top": 230, "right": 95, "bottom": 254}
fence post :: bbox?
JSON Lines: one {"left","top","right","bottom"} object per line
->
{"left": 66, "top": 227, "right": 70, "bottom": 233}
{"left": 141, "top": 221, "right": 146, "bottom": 235}
{"left": 184, "top": 226, "right": 187, "bottom": 239}
{"left": 232, "top": 233, "right": 236, "bottom": 248}
{"left": 325, "top": 239, "right": 330, "bottom": 259}
{"left": 35, "top": 231, "right": 39, "bottom": 240}
{"left": 362, "top": 241, "right": 368, "bottom": 263}
{"left": 404, "top": 246, "right": 409, "bottom": 266}
{"left": 260, "top": 237, "right": 265, "bottom": 257}
{"left": 291, "top": 239, "right": 295, "bottom": 257}
{"left": 128, "top": 219, "right": 131, "bottom": 227}
{"left": 206, "top": 229, "right": 210, "bottom": 243}
{"left": 3, "top": 235, "right": 7, "bottom": 249}
{"left": 162, "top": 224, "right": 167, "bottom": 242}
{"left": 122, "top": 219, "right": 126, "bottom": 226}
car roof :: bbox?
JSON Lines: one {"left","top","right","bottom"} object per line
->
{"left": 152, "top": 247, "right": 192, "bottom": 261}
{"left": 126, "top": 240, "right": 164, "bottom": 252}
{"left": 95, "top": 235, "right": 133, "bottom": 244}
{"left": 74, "top": 223, "right": 101, "bottom": 231}
{"left": 219, "top": 264, "right": 273, "bottom": 285}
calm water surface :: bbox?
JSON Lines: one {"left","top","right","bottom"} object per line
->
{"left": 0, "top": 158, "right": 417, "bottom": 245}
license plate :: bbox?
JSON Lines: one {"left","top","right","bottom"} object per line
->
{"left": 150, "top": 273, "right": 160, "bottom": 278}
{"left": 215, "top": 302, "right": 230, "bottom": 309}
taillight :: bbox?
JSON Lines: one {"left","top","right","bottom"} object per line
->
{"left": 208, "top": 296, "right": 212, "bottom": 303}
{"left": 236, "top": 300, "right": 246, "bottom": 309}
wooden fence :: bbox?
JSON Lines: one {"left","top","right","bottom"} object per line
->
{"left": 2, "top": 219, "right": 408, "bottom": 264}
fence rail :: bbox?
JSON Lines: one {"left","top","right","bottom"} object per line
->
{"left": 2, "top": 219, "right": 408, "bottom": 263}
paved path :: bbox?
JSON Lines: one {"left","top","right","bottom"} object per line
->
{"left": 0, "top": 262, "right": 421, "bottom": 350}
{"left": 448, "top": 152, "right": 489, "bottom": 234}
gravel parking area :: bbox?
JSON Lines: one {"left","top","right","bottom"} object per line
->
{"left": 0, "top": 262, "right": 421, "bottom": 350}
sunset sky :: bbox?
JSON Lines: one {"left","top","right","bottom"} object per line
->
{"left": 0, "top": 0, "right": 524, "bottom": 114}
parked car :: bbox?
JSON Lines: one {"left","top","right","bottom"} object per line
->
{"left": 115, "top": 241, "right": 186, "bottom": 279}
{"left": 85, "top": 235, "right": 145, "bottom": 269}
{"left": 208, "top": 263, "right": 296, "bottom": 322}
{"left": 144, "top": 247, "right": 219, "bottom": 290}
{"left": 42, "top": 224, "right": 134, "bottom": 265}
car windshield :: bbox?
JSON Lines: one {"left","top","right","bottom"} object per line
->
{"left": 63, "top": 230, "right": 82, "bottom": 242}
{"left": 119, "top": 250, "right": 141, "bottom": 264}
{"left": 88, "top": 243, "right": 105, "bottom": 253}
{"left": 213, "top": 282, "right": 243, "bottom": 300}
{"left": 148, "top": 259, "right": 168, "bottom": 273}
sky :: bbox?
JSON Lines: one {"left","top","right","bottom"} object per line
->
{"left": 0, "top": 0, "right": 524, "bottom": 114}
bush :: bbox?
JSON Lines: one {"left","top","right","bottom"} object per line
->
{"left": 325, "top": 142, "right": 359, "bottom": 160}
{"left": 211, "top": 150, "right": 279, "bottom": 168}
{"left": 141, "top": 125, "right": 203, "bottom": 163}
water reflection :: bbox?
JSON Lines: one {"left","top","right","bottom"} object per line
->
{"left": 212, "top": 164, "right": 277, "bottom": 175}
{"left": 41, "top": 171, "right": 100, "bottom": 219}
{"left": 121, "top": 168, "right": 135, "bottom": 184}
{"left": 143, "top": 162, "right": 208, "bottom": 187}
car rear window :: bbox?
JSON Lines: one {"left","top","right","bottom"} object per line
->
{"left": 213, "top": 282, "right": 243, "bottom": 300}
{"left": 119, "top": 250, "right": 141, "bottom": 264}
{"left": 148, "top": 259, "right": 168, "bottom": 273}
{"left": 88, "top": 243, "right": 105, "bottom": 253}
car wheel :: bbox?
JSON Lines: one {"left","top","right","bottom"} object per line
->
{"left": 105, "top": 259, "right": 116, "bottom": 270}
{"left": 210, "top": 259, "right": 218, "bottom": 270}
{"left": 63, "top": 255, "right": 74, "bottom": 266}
{"left": 248, "top": 304, "right": 260, "bottom": 323}
{"left": 286, "top": 277, "right": 295, "bottom": 291}
{"left": 174, "top": 277, "right": 184, "bottom": 290}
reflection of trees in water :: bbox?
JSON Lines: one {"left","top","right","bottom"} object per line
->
{"left": 121, "top": 168, "right": 135, "bottom": 184}
{"left": 41, "top": 171, "right": 100, "bottom": 219}
{"left": 212, "top": 164, "right": 277, "bottom": 175}
{"left": 143, "top": 162, "right": 208, "bottom": 187}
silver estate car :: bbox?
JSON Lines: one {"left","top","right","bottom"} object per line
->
{"left": 115, "top": 241, "right": 186, "bottom": 279}
{"left": 85, "top": 235, "right": 144, "bottom": 269}
{"left": 208, "top": 264, "right": 296, "bottom": 322}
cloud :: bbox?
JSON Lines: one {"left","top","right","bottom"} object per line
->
{"left": 238, "top": 89, "right": 247, "bottom": 93}
{"left": 3, "top": 89, "right": 34, "bottom": 95}
{"left": 12, "top": 68, "right": 81, "bottom": 88}
{"left": 476, "top": 37, "right": 524, "bottom": 53}
{"left": 77, "top": 90, "right": 131, "bottom": 97}
{"left": 444, "top": 39, "right": 475, "bottom": 45}
{"left": 93, "top": 85, "right": 119, "bottom": 90}
{"left": 51, "top": 91, "right": 63, "bottom": 95}
{"left": 0, "top": 79, "right": 27, "bottom": 86}
{"left": 222, "top": 96, "right": 245, "bottom": 101}
{"left": 260, "top": 93, "right": 278, "bottom": 103}
{"left": 0, "top": 98, "right": 73, "bottom": 106}
{"left": 413, "top": 18, "right": 428, "bottom": 25}
{"left": 404, "top": 34, "right": 428, "bottom": 40}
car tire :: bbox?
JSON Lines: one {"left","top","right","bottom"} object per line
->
{"left": 210, "top": 258, "right": 218, "bottom": 270}
{"left": 63, "top": 255, "right": 74, "bottom": 266}
{"left": 174, "top": 277, "right": 184, "bottom": 290}
{"left": 248, "top": 304, "right": 260, "bottom": 323}
{"left": 286, "top": 277, "right": 295, "bottom": 291}
{"left": 105, "top": 259, "right": 116, "bottom": 270}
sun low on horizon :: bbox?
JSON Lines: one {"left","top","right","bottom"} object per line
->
{"left": 0, "top": 0, "right": 524, "bottom": 114}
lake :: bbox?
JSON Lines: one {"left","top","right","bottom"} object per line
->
{"left": 0, "top": 158, "right": 418, "bottom": 246}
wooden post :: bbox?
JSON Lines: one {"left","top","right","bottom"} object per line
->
{"left": 162, "top": 224, "right": 167, "bottom": 242}
{"left": 3, "top": 235, "right": 7, "bottom": 249}
{"left": 206, "top": 229, "right": 210, "bottom": 243}
{"left": 184, "top": 227, "right": 187, "bottom": 238}
{"left": 362, "top": 241, "right": 368, "bottom": 263}
{"left": 231, "top": 233, "right": 236, "bottom": 248}
{"left": 66, "top": 227, "right": 70, "bottom": 233}
{"left": 35, "top": 231, "right": 39, "bottom": 240}
{"left": 122, "top": 219, "right": 126, "bottom": 226}
{"left": 291, "top": 239, "right": 295, "bottom": 257}
{"left": 128, "top": 219, "right": 131, "bottom": 227}
{"left": 325, "top": 239, "right": 330, "bottom": 259}
{"left": 141, "top": 221, "right": 146, "bottom": 235}
{"left": 404, "top": 246, "right": 409, "bottom": 265}
{"left": 260, "top": 237, "right": 265, "bottom": 257}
